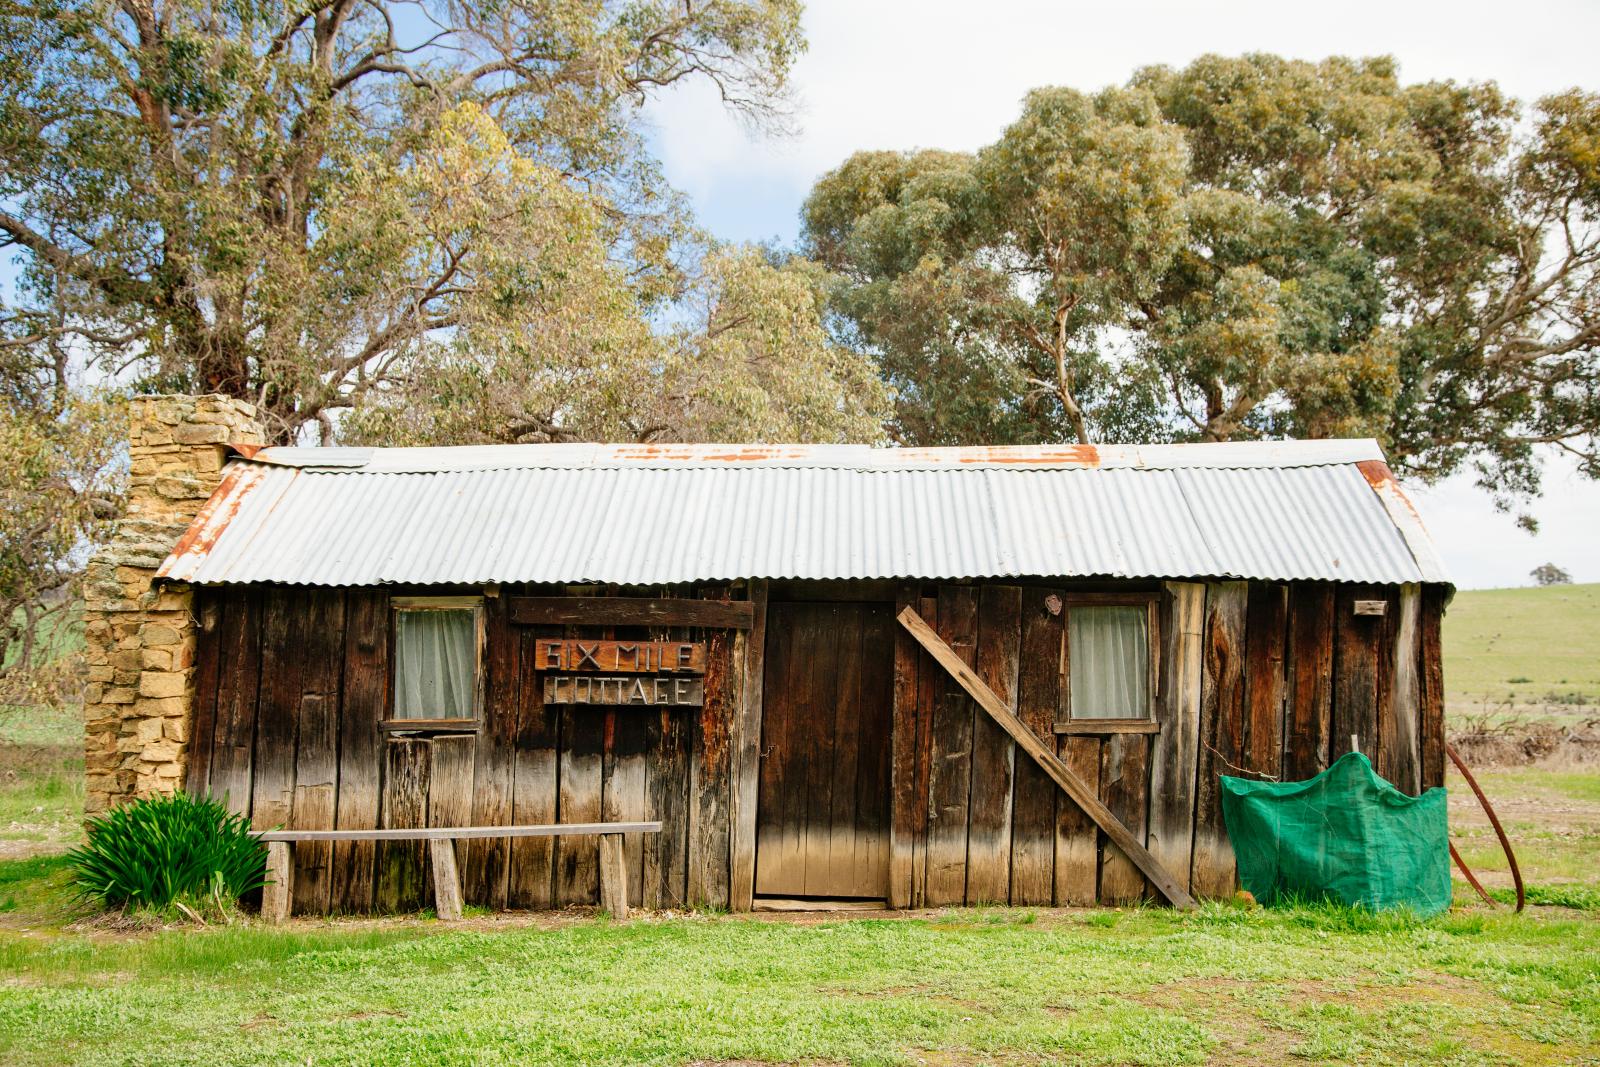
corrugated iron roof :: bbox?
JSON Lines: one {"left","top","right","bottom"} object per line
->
{"left": 156, "top": 440, "right": 1450, "bottom": 587}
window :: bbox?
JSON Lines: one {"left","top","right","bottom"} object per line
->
{"left": 1059, "top": 595, "right": 1157, "bottom": 732}
{"left": 391, "top": 596, "right": 482, "bottom": 723}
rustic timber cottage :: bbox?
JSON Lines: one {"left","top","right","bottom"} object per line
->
{"left": 83, "top": 395, "right": 1451, "bottom": 915}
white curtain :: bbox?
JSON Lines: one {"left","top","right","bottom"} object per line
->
{"left": 394, "top": 609, "right": 476, "bottom": 718}
{"left": 1068, "top": 605, "right": 1149, "bottom": 718}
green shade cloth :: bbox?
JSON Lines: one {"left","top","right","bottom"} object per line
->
{"left": 1221, "top": 752, "right": 1451, "bottom": 916}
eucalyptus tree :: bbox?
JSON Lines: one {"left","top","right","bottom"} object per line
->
{"left": 0, "top": 0, "right": 890, "bottom": 446}
{"left": 805, "top": 54, "right": 1600, "bottom": 500}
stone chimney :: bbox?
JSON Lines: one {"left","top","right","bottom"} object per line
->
{"left": 83, "top": 395, "right": 265, "bottom": 813}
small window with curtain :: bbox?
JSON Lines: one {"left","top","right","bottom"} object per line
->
{"left": 390, "top": 596, "right": 482, "bottom": 724}
{"left": 1058, "top": 594, "right": 1158, "bottom": 733}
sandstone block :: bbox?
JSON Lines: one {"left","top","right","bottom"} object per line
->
{"left": 139, "top": 671, "right": 189, "bottom": 698}
{"left": 173, "top": 423, "right": 229, "bottom": 444}
{"left": 143, "top": 740, "right": 182, "bottom": 763}
{"left": 140, "top": 696, "right": 186, "bottom": 716}
{"left": 141, "top": 623, "right": 183, "bottom": 647}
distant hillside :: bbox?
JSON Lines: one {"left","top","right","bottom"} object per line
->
{"left": 1444, "top": 583, "right": 1600, "bottom": 715}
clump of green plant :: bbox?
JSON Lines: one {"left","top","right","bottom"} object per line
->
{"left": 66, "top": 792, "right": 267, "bottom": 919}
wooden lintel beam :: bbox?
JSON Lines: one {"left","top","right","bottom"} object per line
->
{"left": 509, "top": 597, "right": 754, "bottom": 630}
{"left": 895, "top": 606, "right": 1197, "bottom": 910}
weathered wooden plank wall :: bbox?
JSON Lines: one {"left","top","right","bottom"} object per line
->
{"left": 189, "top": 574, "right": 1448, "bottom": 913}
{"left": 884, "top": 577, "right": 1445, "bottom": 907}
{"left": 190, "top": 583, "right": 747, "bottom": 915}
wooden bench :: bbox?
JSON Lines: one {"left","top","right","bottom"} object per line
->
{"left": 254, "top": 821, "right": 662, "bottom": 923}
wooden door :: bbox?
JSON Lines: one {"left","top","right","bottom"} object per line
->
{"left": 755, "top": 601, "right": 895, "bottom": 899}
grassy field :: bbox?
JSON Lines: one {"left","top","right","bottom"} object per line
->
{"left": 0, "top": 735, "right": 1594, "bottom": 1063}
{"left": 0, "top": 586, "right": 1594, "bottom": 1064}
{"left": 0, "top": 889, "right": 1596, "bottom": 1066}
{"left": 1443, "top": 583, "right": 1600, "bottom": 717}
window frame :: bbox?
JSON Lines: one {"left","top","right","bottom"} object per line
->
{"left": 1055, "top": 592, "right": 1160, "bottom": 735}
{"left": 385, "top": 595, "right": 486, "bottom": 730}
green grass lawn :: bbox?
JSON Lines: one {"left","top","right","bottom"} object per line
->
{"left": 0, "top": 756, "right": 1596, "bottom": 1066}
{"left": 0, "top": 885, "right": 1595, "bottom": 1066}
{"left": 1443, "top": 583, "right": 1600, "bottom": 715}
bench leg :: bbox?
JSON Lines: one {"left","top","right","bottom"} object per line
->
{"left": 430, "top": 839, "right": 464, "bottom": 921}
{"left": 262, "top": 841, "right": 292, "bottom": 924}
{"left": 598, "top": 833, "right": 628, "bottom": 920}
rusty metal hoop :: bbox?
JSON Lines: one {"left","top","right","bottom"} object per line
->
{"left": 1446, "top": 742, "right": 1525, "bottom": 912}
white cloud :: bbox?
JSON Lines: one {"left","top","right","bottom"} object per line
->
{"left": 643, "top": 0, "right": 1600, "bottom": 587}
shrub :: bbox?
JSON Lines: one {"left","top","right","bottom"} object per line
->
{"left": 66, "top": 792, "right": 267, "bottom": 915}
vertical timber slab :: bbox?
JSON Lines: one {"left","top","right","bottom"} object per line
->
{"left": 800, "top": 606, "right": 849, "bottom": 897}
{"left": 429, "top": 734, "right": 476, "bottom": 829}
{"left": 911, "top": 595, "right": 939, "bottom": 907}
{"left": 602, "top": 698, "right": 649, "bottom": 911}
{"left": 752, "top": 602, "right": 807, "bottom": 899}
{"left": 1418, "top": 587, "right": 1448, "bottom": 791}
{"left": 210, "top": 591, "right": 261, "bottom": 817}
{"left": 687, "top": 587, "right": 736, "bottom": 908}
{"left": 889, "top": 586, "right": 921, "bottom": 909}
{"left": 464, "top": 593, "right": 519, "bottom": 909}
{"left": 1242, "top": 583, "right": 1287, "bottom": 782}
{"left": 1283, "top": 584, "right": 1334, "bottom": 782}
{"left": 818, "top": 607, "right": 863, "bottom": 897}
{"left": 509, "top": 624, "right": 560, "bottom": 909}
{"left": 376, "top": 738, "right": 431, "bottom": 912}
{"left": 729, "top": 579, "right": 768, "bottom": 911}
{"left": 251, "top": 585, "right": 304, "bottom": 831}
{"left": 1052, "top": 735, "right": 1101, "bottom": 905}
{"left": 185, "top": 592, "right": 224, "bottom": 799}
{"left": 557, "top": 706, "right": 605, "bottom": 904}
{"left": 1381, "top": 584, "right": 1422, "bottom": 794}
{"left": 333, "top": 589, "right": 386, "bottom": 913}
{"left": 1191, "top": 581, "right": 1247, "bottom": 899}
{"left": 1374, "top": 587, "right": 1399, "bottom": 781}
{"left": 1010, "top": 587, "right": 1064, "bottom": 906}
{"left": 290, "top": 590, "right": 345, "bottom": 916}
{"left": 1097, "top": 733, "right": 1151, "bottom": 904}
{"left": 1332, "top": 585, "right": 1382, "bottom": 761}
{"left": 644, "top": 696, "right": 692, "bottom": 909}
{"left": 854, "top": 610, "right": 894, "bottom": 900}
{"left": 967, "top": 585, "right": 1020, "bottom": 904}
{"left": 1147, "top": 582, "right": 1203, "bottom": 898}
{"left": 924, "top": 586, "right": 978, "bottom": 906}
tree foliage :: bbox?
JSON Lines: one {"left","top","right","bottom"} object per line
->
{"left": 0, "top": 0, "right": 885, "bottom": 446}
{"left": 1530, "top": 562, "right": 1573, "bottom": 586}
{"left": 804, "top": 54, "right": 1600, "bottom": 498}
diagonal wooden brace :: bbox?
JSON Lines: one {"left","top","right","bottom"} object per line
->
{"left": 896, "top": 606, "right": 1196, "bottom": 910}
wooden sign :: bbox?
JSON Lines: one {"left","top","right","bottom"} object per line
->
{"left": 543, "top": 675, "right": 705, "bottom": 707}
{"left": 534, "top": 639, "right": 704, "bottom": 674}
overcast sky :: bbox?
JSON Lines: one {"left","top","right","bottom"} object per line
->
{"left": 642, "top": 0, "right": 1600, "bottom": 590}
